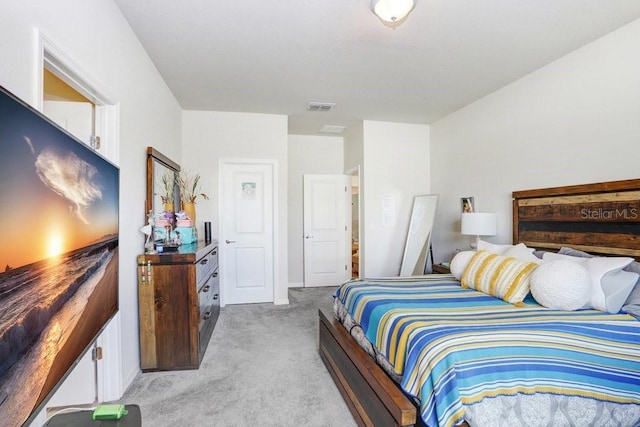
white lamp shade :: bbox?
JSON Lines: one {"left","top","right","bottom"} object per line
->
{"left": 461, "top": 213, "right": 497, "bottom": 237}
{"left": 372, "top": 0, "right": 415, "bottom": 22}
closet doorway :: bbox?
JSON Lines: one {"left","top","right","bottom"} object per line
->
{"left": 348, "top": 167, "right": 360, "bottom": 279}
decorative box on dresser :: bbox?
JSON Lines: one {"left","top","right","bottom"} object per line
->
{"left": 137, "top": 240, "right": 219, "bottom": 371}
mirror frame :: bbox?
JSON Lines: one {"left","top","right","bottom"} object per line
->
{"left": 146, "top": 147, "right": 180, "bottom": 221}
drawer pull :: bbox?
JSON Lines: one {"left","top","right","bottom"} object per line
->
{"left": 203, "top": 311, "right": 211, "bottom": 320}
{"left": 213, "top": 293, "right": 219, "bottom": 300}
{"left": 202, "top": 285, "right": 210, "bottom": 292}
{"left": 213, "top": 271, "right": 218, "bottom": 278}
{"left": 200, "top": 259, "right": 208, "bottom": 265}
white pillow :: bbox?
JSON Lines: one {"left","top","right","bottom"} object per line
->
{"left": 477, "top": 240, "right": 515, "bottom": 255}
{"left": 450, "top": 250, "right": 476, "bottom": 280}
{"left": 542, "top": 252, "right": 586, "bottom": 263}
{"left": 530, "top": 260, "right": 591, "bottom": 310}
{"left": 542, "top": 252, "right": 638, "bottom": 313}
{"left": 592, "top": 258, "right": 639, "bottom": 314}
{"left": 503, "top": 243, "right": 542, "bottom": 264}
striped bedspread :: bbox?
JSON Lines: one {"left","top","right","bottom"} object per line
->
{"left": 335, "top": 276, "right": 640, "bottom": 427}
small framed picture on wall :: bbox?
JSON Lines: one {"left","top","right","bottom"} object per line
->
{"left": 461, "top": 197, "right": 474, "bottom": 213}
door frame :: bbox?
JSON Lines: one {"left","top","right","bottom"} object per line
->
{"left": 346, "top": 165, "right": 362, "bottom": 277}
{"left": 32, "top": 29, "right": 123, "bottom": 410}
{"left": 34, "top": 29, "right": 120, "bottom": 163}
{"left": 218, "top": 158, "right": 279, "bottom": 307}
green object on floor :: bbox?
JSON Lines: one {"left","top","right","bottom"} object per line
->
{"left": 92, "top": 404, "right": 128, "bottom": 420}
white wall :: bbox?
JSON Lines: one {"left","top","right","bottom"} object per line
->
{"left": 1, "top": 0, "right": 183, "bottom": 423}
{"left": 344, "top": 122, "right": 364, "bottom": 173}
{"left": 430, "top": 18, "right": 640, "bottom": 263}
{"left": 362, "top": 121, "right": 430, "bottom": 277}
{"left": 181, "top": 110, "right": 289, "bottom": 304}
{"left": 287, "top": 134, "right": 344, "bottom": 286}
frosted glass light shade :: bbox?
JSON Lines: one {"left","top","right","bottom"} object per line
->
{"left": 372, "top": 0, "right": 415, "bottom": 22}
{"left": 461, "top": 213, "right": 497, "bottom": 237}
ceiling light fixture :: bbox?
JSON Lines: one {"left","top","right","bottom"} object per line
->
{"left": 371, "top": 0, "right": 415, "bottom": 23}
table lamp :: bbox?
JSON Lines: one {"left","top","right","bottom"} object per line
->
{"left": 461, "top": 212, "right": 497, "bottom": 249}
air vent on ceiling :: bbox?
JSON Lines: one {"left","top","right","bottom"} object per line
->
{"left": 319, "top": 125, "right": 346, "bottom": 134}
{"left": 307, "top": 102, "right": 335, "bottom": 112}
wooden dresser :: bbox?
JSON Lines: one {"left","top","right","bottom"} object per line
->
{"left": 137, "top": 240, "right": 219, "bottom": 371}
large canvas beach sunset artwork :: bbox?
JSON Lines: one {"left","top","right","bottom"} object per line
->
{"left": 0, "top": 86, "right": 119, "bottom": 427}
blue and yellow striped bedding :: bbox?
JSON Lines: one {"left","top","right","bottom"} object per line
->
{"left": 335, "top": 276, "right": 640, "bottom": 427}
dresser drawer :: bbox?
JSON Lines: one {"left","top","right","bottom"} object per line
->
{"left": 198, "top": 267, "right": 219, "bottom": 356}
{"left": 198, "top": 273, "right": 215, "bottom": 322}
{"left": 195, "top": 246, "right": 217, "bottom": 289}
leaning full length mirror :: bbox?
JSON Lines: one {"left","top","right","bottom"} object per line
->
{"left": 146, "top": 147, "right": 180, "bottom": 223}
{"left": 399, "top": 194, "right": 439, "bottom": 276}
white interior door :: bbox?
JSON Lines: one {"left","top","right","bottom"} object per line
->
{"left": 303, "top": 174, "right": 350, "bottom": 287}
{"left": 221, "top": 160, "right": 275, "bottom": 304}
{"left": 41, "top": 99, "right": 97, "bottom": 407}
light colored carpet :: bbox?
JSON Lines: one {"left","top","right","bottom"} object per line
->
{"left": 121, "top": 286, "right": 357, "bottom": 426}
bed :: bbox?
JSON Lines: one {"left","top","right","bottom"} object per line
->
{"left": 318, "top": 178, "right": 640, "bottom": 427}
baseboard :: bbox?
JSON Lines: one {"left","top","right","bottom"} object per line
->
{"left": 288, "top": 282, "right": 303, "bottom": 288}
{"left": 274, "top": 297, "right": 290, "bottom": 305}
{"left": 121, "top": 365, "right": 140, "bottom": 396}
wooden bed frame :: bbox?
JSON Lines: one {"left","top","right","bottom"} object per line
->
{"left": 318, "top": 178, "right": 640, "bottom": 427}
{"left": 319, "top": 308, "right": 421, "bottom": 427}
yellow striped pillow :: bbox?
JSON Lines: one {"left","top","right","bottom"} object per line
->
{"left": 461, "top": 250, "right": 538, "bottom": 305}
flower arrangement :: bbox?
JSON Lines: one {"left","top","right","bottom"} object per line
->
{"left": 158, "top": 171, "right": 175, "bottom": 204}
{"left": 179, "top": 170, "right": 209, "bottom": 204}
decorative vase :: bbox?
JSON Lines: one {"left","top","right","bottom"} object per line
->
{"left": 163, "top": 202, "right": 174, "bottom": 212}
{"left": 182, "top": 202, "right": 196, "bottom": 222}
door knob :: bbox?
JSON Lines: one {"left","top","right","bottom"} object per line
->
{"left": 305, "top": 235, "right": 314, "bottom": 239}
{"left": 225, "top": 239, "right": 236, "bottom": 244}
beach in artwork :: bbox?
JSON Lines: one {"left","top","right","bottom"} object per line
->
{"left": 0, "top": 240, "right": 118, "bottom": 427}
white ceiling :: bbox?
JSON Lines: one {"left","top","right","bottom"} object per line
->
{"left": 114, "top": 0, "right": 640, "bottom": 135}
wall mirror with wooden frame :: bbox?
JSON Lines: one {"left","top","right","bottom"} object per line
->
{"left": 146, "top": 147, "right": 180, "bottom": 223}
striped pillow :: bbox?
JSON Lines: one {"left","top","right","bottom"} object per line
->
{"left": 461, "top": 250, "right": 538, "bottom": 305}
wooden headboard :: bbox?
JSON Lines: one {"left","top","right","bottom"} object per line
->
{"left": 513, "top": 178, "right": 640, "bottom": 260}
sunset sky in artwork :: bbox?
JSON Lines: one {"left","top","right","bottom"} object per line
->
{"left": 0, "top": 90, "right": 119, "bottom": 269}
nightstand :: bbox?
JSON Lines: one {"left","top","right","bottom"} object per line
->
{"left": 432, "top": 263, "right": 451, "bottom": 274}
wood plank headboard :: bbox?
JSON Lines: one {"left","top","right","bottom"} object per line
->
{"left": 512, "top": 178, "right": 640, "bottom": 260}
